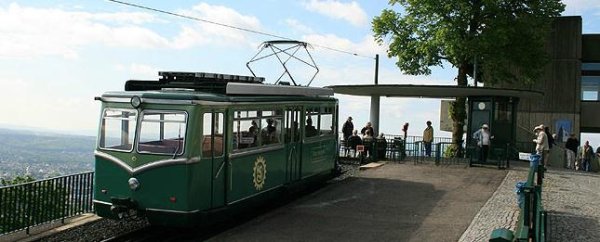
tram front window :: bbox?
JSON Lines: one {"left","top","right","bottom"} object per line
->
{"left": 138, "top": 111, "right": 187, "bottom": 155}
{"left": 99, "top": 109, "right": 137, "bottom": 151}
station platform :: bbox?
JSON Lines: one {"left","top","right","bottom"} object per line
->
{"left": 209, "top": 162, "right": 508, "bottom": 241}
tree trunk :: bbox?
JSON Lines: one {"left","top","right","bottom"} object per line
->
{"left": 450, "top": 63, "right": 469, "bottom": 157}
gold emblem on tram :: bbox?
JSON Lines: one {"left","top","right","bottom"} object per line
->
{"left": 253, "top": 156, "right": 267, "bottom": 191}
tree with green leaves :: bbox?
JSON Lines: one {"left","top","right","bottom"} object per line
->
{"left": 373, "top": 0, "right": 564, "bottom": 155}
{"left": 1, "top": 175, "right": 35, "bottom": 186}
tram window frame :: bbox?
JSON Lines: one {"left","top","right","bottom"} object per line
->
{"left": 319, "top": 107, "right": 334, "bottom": 136}
{"left": 202, "top": 112, "right": 225, "bottom": 158}
{"left": 233, "top": 109, "right": 283, "bottom": 151}
{"left": 304, "top": 107, "right": 320, "bottom": 138}
{"left": 233, "top": 110, "right": 259, "bottom": 151}
{"left": 137, "top": 110, "right": 188, "bottom": 156}
{"left": 98, "top": 108, "right": 138, "bottom": 152}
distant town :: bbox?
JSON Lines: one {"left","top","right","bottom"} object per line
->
{"left": 0, "top": 128, "right": 95, "bottom": 181}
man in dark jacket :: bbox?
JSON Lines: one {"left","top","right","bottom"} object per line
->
{"left": 342, "top": 116, "right": 354, "bottom": 156}
{"left": 342, "top": 116, "right": 354, "bottom": 141}
{"left": 565, "top": 134, "right": 579, "bottom": 169}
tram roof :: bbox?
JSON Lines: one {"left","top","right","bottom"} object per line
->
{"left": 327, "top": 84, "right": 543, "bottom": 99}
{"left": 97, "top": 71, "right": 336, "bottom": 103}
{"left": 98, "top": 89, "right": 336, "bottom": 103}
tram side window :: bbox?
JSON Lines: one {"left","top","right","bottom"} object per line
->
{"left": 320, "top": 107, "right": 334, "bottom": 135}
{"left": 233, "top": 111, "right": 259, "bottom": 150}
{"left": 138, "top": 112, "right": 187, "bottom": 155}
{"left": 214, "top": 113, "right": 224, "bottom": 156}
{"left": 203, "top": 113, "right": 224, "bottom": 157}
{"left": 99, "top": 109, "right": 137, "bottom": 151}
{"left": 305, "top": 108, "right": 319, "bottom": 138}
{"left": 233, "top": 110, "right": 282, "bottom": 151}
{"left": 260, "top": 110, "right": 282, "bottom": 145}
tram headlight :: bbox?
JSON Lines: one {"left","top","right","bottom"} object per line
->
{"left": 128, "top": 177, "right": 140, "bottom": 190}
{"left": 130, "top": 96, "right": 142, "bottom": 108}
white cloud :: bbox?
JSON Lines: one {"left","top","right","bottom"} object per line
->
{"left": 173, "top": 3, "right": 263, "bottom": 49}
{"left": 0, "top": 3, "right": 263, "bottom": 59}
{"left": 302, "top": 0, "right": 368, "bottom": 27}
{"left": 0, "top": 3, "right": 169, "bottom": 59}
{"left": 114, "top": 63, "right": 159, "bottom": 79}
{"left": 130, "top": 63, "right": 159, "bottom": 78}
{"left": 285, "top": 18, "right": 314, "bottom": 34}
{"left": 89, "top": 12, "right": 159, "bottom": 24}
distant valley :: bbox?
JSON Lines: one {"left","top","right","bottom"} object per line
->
{"left": 0, "top": 128, "right": 96, "bottom": 180}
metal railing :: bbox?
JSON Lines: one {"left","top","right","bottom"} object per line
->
{"left": 489, "top": 161, "right": 546, "bottom": 242}
{"left": 339, "top": 135, "right": 519, "bottom": 169}
{"left": 0, "top": 172, "right": 94, "bottom": 235}
{"left": 338, "top": 135, "right": 456, "bottom": 163}
{"left": 513, "top": 163, "right": 546, "bottom": 242}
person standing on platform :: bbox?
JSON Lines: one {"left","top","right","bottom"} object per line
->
{"left": 342, "top": 116, "right": 354, "bottom": 141}
{"left": 578, "top": 141, "right": 594, "bottom": 172}
{"left": 473, "top": 124, "right": 492, "bottom": 163}
{"left": 565, "top": 133, "right": 579, "bottom": 169}
{"left": 533, "top": 125, "right": 549, "bottom": 167}
{"left": 342, "top": 116, "right": 354, "bottom": 156}
{"left": 423, "top": 121, "right": 434, "bottom": 157}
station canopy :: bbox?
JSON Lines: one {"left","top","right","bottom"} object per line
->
{"left": 327, "top": 84, "right": 543, "bottom": 99}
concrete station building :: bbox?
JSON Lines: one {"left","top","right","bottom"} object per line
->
{"left": 491, "top": 16, "right": 600, "bottom": 144}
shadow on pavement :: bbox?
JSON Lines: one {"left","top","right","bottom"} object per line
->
{"left": 548, "top": 210, "right": 600, "bottom": 242}
{"left": 209, "top": 176, "right": 444, "bottom": 242}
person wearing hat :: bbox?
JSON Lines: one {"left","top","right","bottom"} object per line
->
{"left": 472, "top": 124, "right": 492, "bottom": 163}
{"left": 533, "top": 124, "right": 549, "bottom": 166}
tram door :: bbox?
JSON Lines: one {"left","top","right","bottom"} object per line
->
{"left": 285, "top": 109, "right": 302, "bottom": 182}
{"left": 202, "top": 112, "right": 226, "bottom": 207}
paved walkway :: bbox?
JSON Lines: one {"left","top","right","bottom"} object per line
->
{"left": 544, "top": 168, "right": 600, "bottom": 241}
{"left": 459, "top": 162, "right": 600, "bottom": 242}
{"left": 458, "top": 164, "right": 527, "bottom": 242}
{"left": 210, "top": 162, "right": 507, "bottom": 242}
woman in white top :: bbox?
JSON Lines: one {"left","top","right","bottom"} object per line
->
{"left": 472, "top": 124, "right": 492, "bottom": 163}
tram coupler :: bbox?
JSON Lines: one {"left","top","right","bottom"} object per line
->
{"left": 110, "top": 197, "right": 139, "bottom": 219}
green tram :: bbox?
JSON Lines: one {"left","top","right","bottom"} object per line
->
{"left": 93, "top": 72, "right": 338, "bottom": 226}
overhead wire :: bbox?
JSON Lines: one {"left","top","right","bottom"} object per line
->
{"left": 106, "top": 0, "right": 375, "bottom": 59}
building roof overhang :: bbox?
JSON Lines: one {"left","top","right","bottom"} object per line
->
{"left": 327, "top": 84, "right": 543, "bottom": 99}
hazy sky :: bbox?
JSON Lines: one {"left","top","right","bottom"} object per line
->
{"left": 1, "top": 0, "right": 599, "bottom": 143}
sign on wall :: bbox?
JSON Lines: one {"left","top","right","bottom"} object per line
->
{"left": 555, "top": 119, "right": 572, "bottom": 143}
